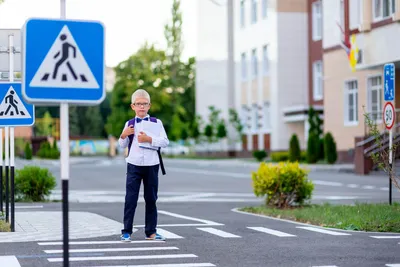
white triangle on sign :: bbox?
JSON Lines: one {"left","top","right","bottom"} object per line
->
{"left": 0, "top": 86, "right": 32, "bottom": 119}
{"left": 29, "top": 25, "right": 100, "bottom": 89}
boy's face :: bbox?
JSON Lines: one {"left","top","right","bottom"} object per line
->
{"left": 131, "top": 97, "right": 151, "bottom": 118}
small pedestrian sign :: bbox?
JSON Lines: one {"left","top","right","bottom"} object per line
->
{"left": 22, "top": 18, "right": 105, "bottom": 104}
{"left": 384, "top": 63, "right": 395, "bottom": 102}
{"left": 0, "top": 83, "right": 35, "bottom": 126}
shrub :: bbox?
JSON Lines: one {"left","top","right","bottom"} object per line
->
{"left": 324, "top": 132, "right": 338, "bottom": 164}
{"left": 37, "top": 140, "right": 60, "bottom": 159}
{"left": 24, "top": 142, "right": 32, "bottom": 160}
{"left": 307, "top": 133, "right": 319, "bottom": 163}
{"left": 251, "top": 162, "right": 314, "bottom": 208}
{"left": 253, "top": 150, "right": 267, "bottom": 162}
{"left": 289, "top": 134, "right": 301, "bottom": 162}
{"left": 15, "top": 166, "right": 56, "bottom": 202}
{"left": 271, "top": 152, "right": 289, "bottom": 162}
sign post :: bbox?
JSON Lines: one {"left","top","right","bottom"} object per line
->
{"left": 21, "top": 0, "right": 105, "bottom": 264}
{"left": 383, "top": 63, "right": 396, "bottom": 205}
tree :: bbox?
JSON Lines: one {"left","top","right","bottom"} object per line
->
{"left": 363, "top": 107, "right": 400, "bottom": 191}
{"left": 82, "top": 106, "right": 103, "bottom": 137}
{"left": 229, "top": 108, "right": 244, "bottom": 141}
{"left": 289, "top": 134, "right": 301, "bottom": 162}
{"left": 308, "top": 106, "right": 324, "bottom": 160}
{"left": 324, "top": 132, "right": 337, "bottom": 164}
{"left": 106, "top": 43, "right": 173, "bottom": 138}
{"left": 69, "top": 106, "right": 80, "bottom": 136}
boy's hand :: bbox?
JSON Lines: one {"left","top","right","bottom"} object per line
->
{"left": 121, "top": 125, "right": 134, "bottom": 139}
{"left": 138, "top": 131, "right": 152, "bottom": 143}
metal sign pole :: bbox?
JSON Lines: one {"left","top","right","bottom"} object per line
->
{"left": 8, "top": 33, "right": 15, "bottom": 231}
{"left": 0, "top": 129, "right": 3, "bottom": 215}
{"left": 60, "top": 0, "right": 70, "bottom": 266}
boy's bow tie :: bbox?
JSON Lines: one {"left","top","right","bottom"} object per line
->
{"left": 136, "top": 117, "right": 149, "bottom": 123}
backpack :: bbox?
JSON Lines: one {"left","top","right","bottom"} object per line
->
{"left": 126, "top": 117, "right": 166, "bottom": 175}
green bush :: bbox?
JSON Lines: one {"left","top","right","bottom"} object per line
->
{"left": 253, "top": 150, "right": 267, "bottom": 162}
{"left": 251, "top": 162, "right": 314, "bottom": 208}
{"left": 307, "top": 133, "right": 319, "bottom": 163}
{"left": 271, "top": 152, "right": 289, "bottom": 162}
{"left": 15, "top": 165, "right": 56, "bottom": 202}
{"left": 289, "top": 134, "right": 301, "bottom": 162}
{"left": 24, "top": 142, "right": 32, "bottom": 160}
{"left": 37, "top": 140, "right": 60, "bottom": 159}
{"left": 324, "top": 132, "right": 338, "bottom": 164}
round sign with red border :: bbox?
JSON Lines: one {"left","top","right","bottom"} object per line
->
{"left": 383, "top": 102, "right": 395, "bottom": 130}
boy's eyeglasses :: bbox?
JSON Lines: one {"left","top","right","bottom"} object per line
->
{"left": 133, "top": 103, "right": 150, "bottom": 107}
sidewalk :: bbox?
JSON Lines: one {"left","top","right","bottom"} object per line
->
{"left": 0, "top": 211, "right": 123, "bottom": 243}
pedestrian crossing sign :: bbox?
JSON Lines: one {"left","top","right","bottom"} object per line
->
{"left": 0, "top": 83, "right": 35, "bottom": 126}
{"left": 22, "top": 18, "right": 105, "bottom": 104}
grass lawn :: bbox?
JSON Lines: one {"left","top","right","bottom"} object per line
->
{"left": 240, "top": 202, "right": 400, "bottom": 232}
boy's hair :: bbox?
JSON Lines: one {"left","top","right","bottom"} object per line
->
{"left": 131, "top": 89, "right": 151, "bottom": 104}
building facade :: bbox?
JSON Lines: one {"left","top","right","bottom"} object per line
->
{"left": 323, "top": 0, "right": 400, "bottom": 162}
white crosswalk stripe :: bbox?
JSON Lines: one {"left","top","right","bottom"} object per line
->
{"left": 247, "top": 227, "right": 296, "bottom": 237}
{"left": 157, "top": 228, "right": 184, "bottom": 239}
{"left": 197, "top": 227, "right": 241, "bottom": 238}
{"left": 37, "top": 239, "right": 216, "bottom": 266}
{"left": 296, "top": 226, "right": 351, "bottom": 236}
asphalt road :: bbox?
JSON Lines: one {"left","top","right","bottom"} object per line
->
{"left": 0, "top": 157, "right": 399, "bottom": 267}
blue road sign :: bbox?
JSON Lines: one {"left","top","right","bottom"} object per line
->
{"left": 0, "top": 83, "right": 35, "bottom": 127}
{"left": 22, "top": 18, "right": 105, "bottom": 104}
{"left": 384, "top": 63, "right": 395, "bottom": 102}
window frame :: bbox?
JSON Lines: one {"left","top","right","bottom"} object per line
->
{"left": 367, "top": 75, "right": 383, "bottom": 123}
{"left": 312, "top": 60, "right": 323, "bottom": 101}
{"left": 312, "top": 1, "right": 322, "bottom": 41}
{"left": 251, "top": 0, "right": 258, "bottom": 24}
{"left": 373, "top": 0, "right": 395, "bottom": 22}
{"left": 262, "top": 45, "right": 269, "bottom": 76}
{"left": 240, "top": 0, "right": 245, "bottom": 27}
{"left": 251, "top": 48, "right": 258, "bottom": 79}
{"left": 241, "top": 52, "right": 247, "bottom": 81}
{"left": 344, "top": 79, "right": 359, "bottom": 126}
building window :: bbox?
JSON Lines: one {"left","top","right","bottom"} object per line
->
{"left": 262, "top": 45, "right": 268, "bottom": 75}
{"left": 368, "top": 76, "right": 383, "bottom": 122}
{"left": 350, "top": 0, "right": 362, "bottom": 29}
{"left": 262, "top": 0, "right": 268, "bottom": 18}
{"left": 263, "top": 101, "right": 270, "bottom": 129}
{"left": 312, "top": 1, "right": 322, "bottom": 41}
{"left": 344, "top": 80, "right": 359, "bottom": 124}
{"left": 313, "top": 61, "right": 323, "bottom": 100}
{"left": 251, "top": 48, "right": 258, "bottom": 79}
{"left": 241, "top": 52, "right": 247, "bottom": 81}
{"left": 373, "top": 0, "right": 395, "bottom": 21}
{"left": 252, "top": 104, "right": 258, "bottom": 131}
{"left": 240, "top": 0, "right": 245, "bottom": 27}
{"left": 251, "top": 0, "right": 257, "bottom": 24}
{"left": 241, "top": 105, "right": 249, "bottom": 132}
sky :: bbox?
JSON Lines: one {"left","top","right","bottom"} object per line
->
{"left": 0, "top": 0, "right": 198, "bottom": 67}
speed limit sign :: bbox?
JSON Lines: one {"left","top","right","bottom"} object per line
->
{"left": 383, "top": 102, "right": 395, "bottom": 130}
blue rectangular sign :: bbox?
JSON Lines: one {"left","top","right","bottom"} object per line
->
{"left": 22, "top": 18, "right": 105, "bottom": 104}
{"left": 384, "top": 63, "right": 395, "bottom": 102}
{"left": 0, "top": 83, "right": 35, "bottom": 127}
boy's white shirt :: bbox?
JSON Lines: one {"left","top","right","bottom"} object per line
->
{"left": 118, "top": 114, "right": 169, "bottom": 166}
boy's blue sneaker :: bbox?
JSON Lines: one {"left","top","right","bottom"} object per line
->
{"left": 120, "top": 233, "right": 131, "bottom": 242}
{"left": 145, "top": 233, "right": 166, "bottom": 241}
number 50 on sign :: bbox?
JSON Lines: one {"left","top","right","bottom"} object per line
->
{"left": 383, "top": 102, "right": 395, "bottom": 130}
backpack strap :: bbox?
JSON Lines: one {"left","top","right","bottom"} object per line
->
{"left": 126, "top": 117, "right": 166, "bottom": 175}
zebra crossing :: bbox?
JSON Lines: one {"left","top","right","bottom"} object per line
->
{"left": 37, "top": 239, "right": 215, "bottom": 266}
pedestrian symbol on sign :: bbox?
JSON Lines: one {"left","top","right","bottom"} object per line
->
{"left": 29, "top": 25, "right": 100, "bottom": 89}
{"left": 0, "top": 86, "right": 31, "bottom": 119}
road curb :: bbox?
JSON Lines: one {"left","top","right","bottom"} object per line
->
{"left": 231, "top": 207, "right": 400, "bottom": 235}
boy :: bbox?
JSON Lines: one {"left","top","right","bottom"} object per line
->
{"left": 118, "top": 89, "right": 169, "bottom": 242}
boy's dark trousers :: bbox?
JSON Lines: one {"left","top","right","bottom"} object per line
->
{"left": 122, "top": 163, "right": 159, "bottom": 237}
